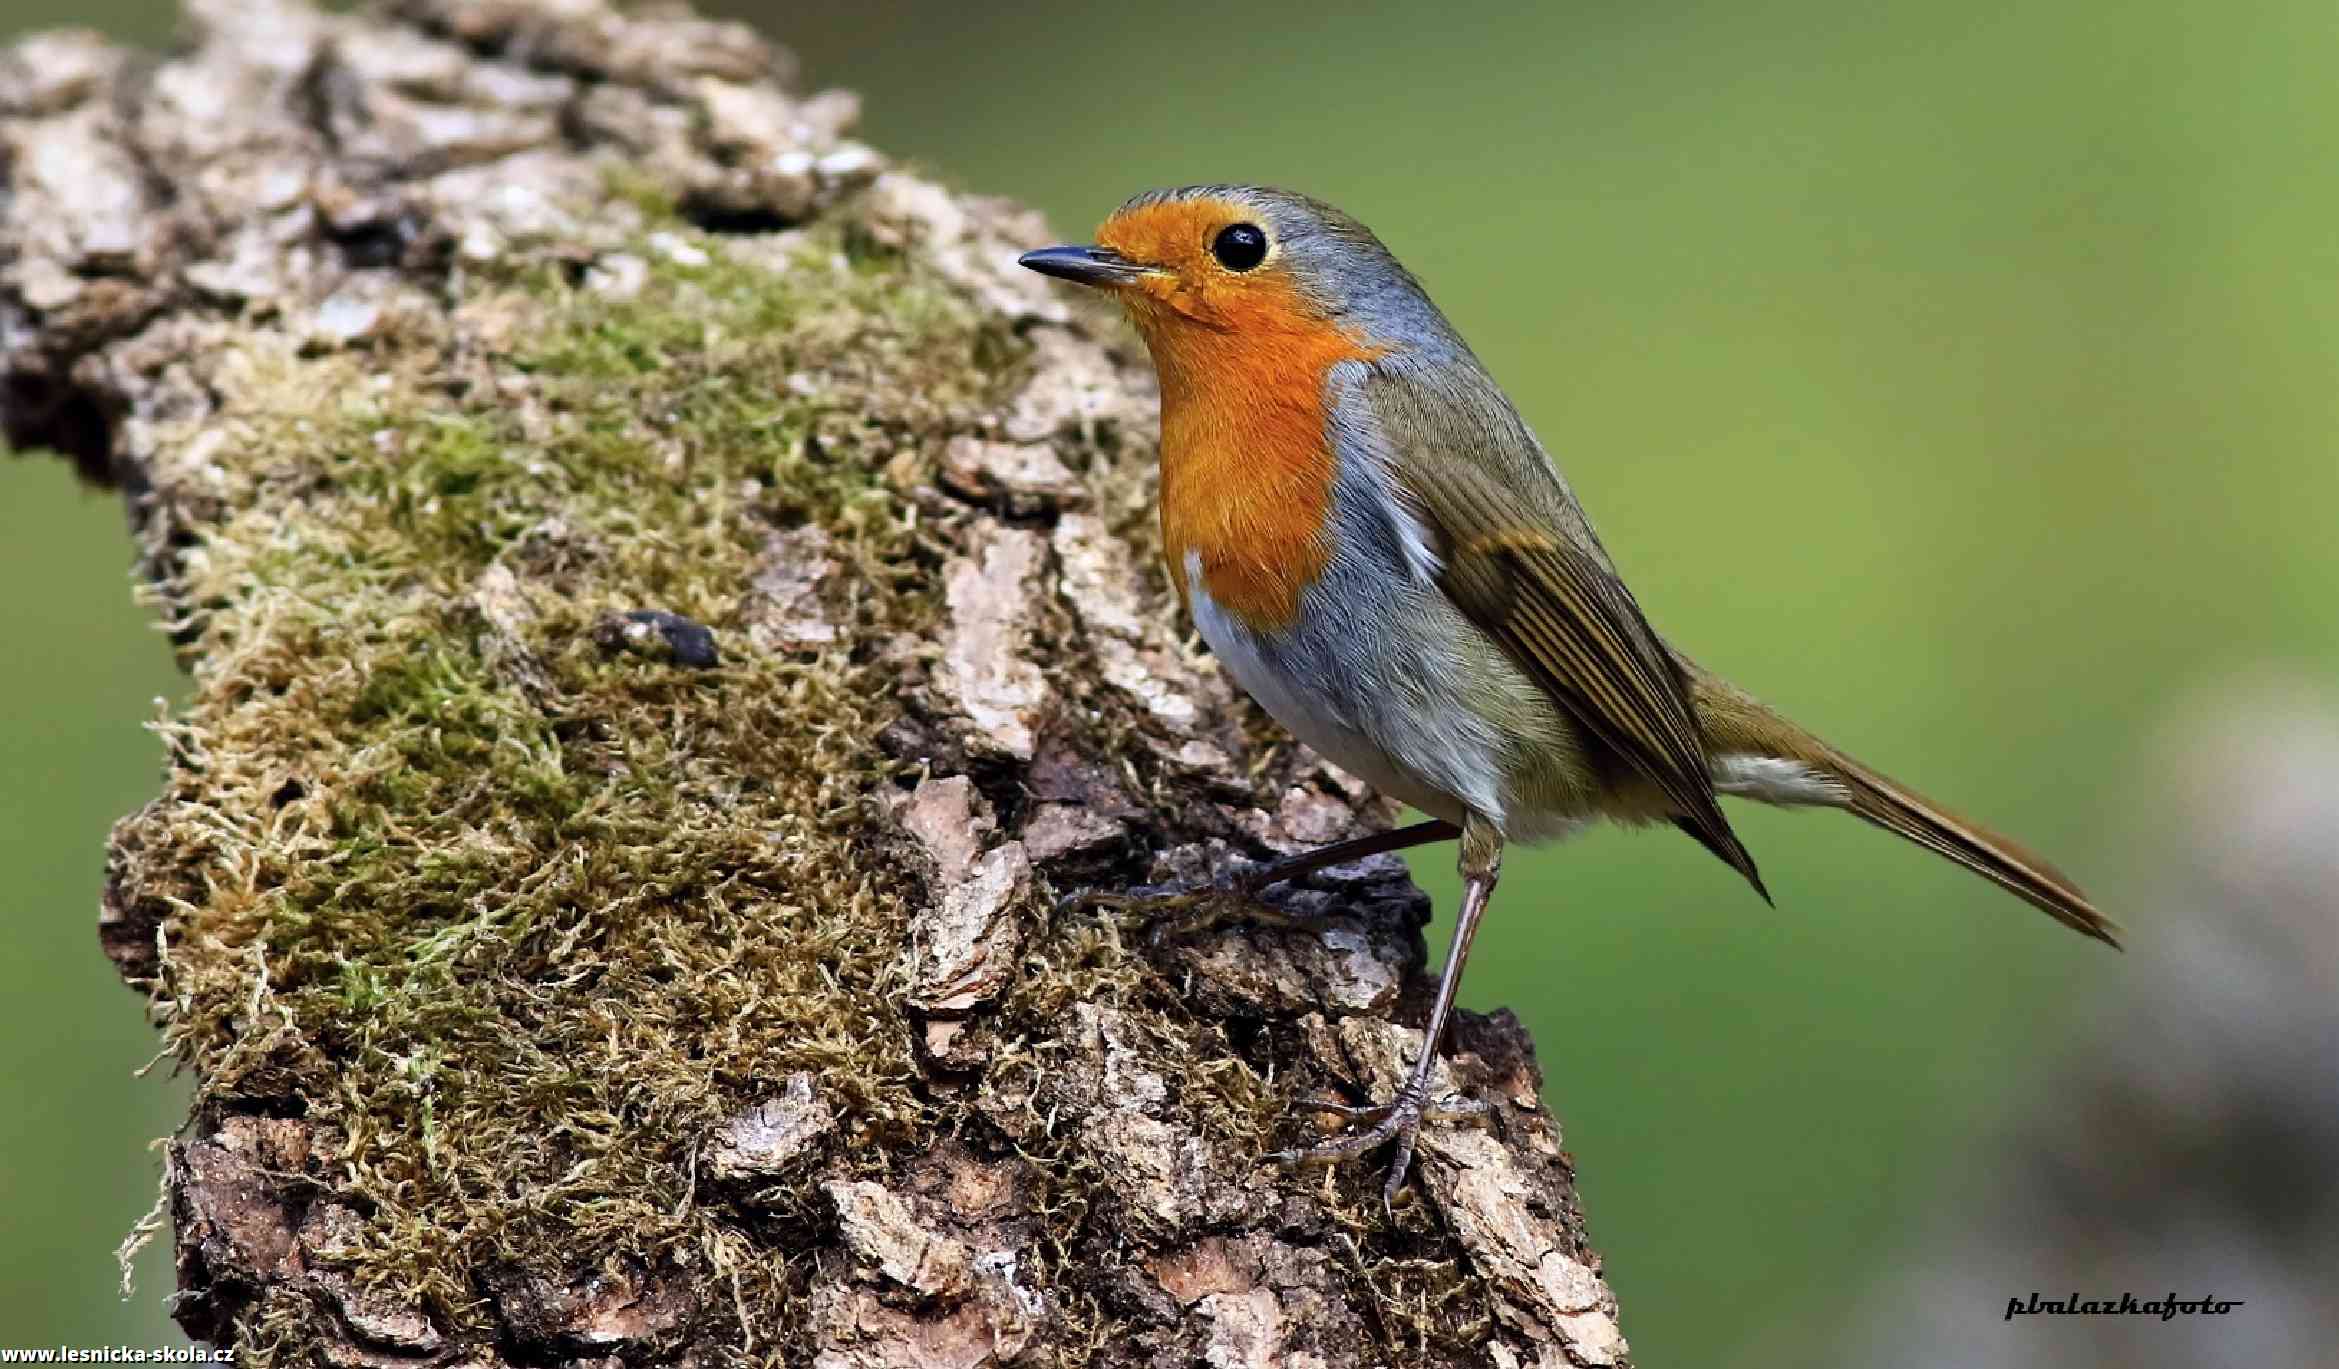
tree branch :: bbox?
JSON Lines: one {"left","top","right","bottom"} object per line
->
{"left": 2, "top": 2, "right": 1629, "bottom": 1363}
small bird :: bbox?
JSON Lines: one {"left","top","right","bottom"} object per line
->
{"left": 1019, "top": 186, "right": 2117, "bottom": 1204}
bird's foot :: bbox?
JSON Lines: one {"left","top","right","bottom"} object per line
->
{"left": 1273, "top": 1081, "right": 1491, "bottom": 1208}
{"left": 1057, "top": 866, "right": 1316, "bottom": 946}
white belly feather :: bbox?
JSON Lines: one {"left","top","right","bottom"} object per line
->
{"left": 1184, "top": 549, "right": 1493, "bottom": 832}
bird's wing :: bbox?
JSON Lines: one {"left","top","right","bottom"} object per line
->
{"left": 1353, "top": 360, "right": 1767, "bottom": 898}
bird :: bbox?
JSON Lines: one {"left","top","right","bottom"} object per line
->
{"left": 1018, "top": 185, "right": 2118, "bottom": 1206}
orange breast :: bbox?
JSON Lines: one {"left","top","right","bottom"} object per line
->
{"left": 1144, "top": 297, "right": 1379, "bottom": 633}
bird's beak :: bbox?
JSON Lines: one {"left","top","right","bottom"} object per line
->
{"left": 1017, "top": 243, "right": 1152, "bottom": 289}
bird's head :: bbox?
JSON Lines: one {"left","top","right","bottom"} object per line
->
{"left": 1018, "top": 185, "right": 1452, "bottom": 377}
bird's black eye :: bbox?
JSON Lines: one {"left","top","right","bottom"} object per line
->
{"left": 1210, "top": 222, "right": 1268, "bottom": 272}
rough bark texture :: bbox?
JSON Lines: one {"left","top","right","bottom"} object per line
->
{"left": 1, "top": 3, "right": 1628, "bottom": 1365}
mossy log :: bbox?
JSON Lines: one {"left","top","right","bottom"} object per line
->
{"left": 0, "top": 2, "right": 1629, "bottom": 1364}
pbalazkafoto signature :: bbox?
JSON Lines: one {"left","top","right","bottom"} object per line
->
{"left": 2005, "top": 1292, "right": 2245, "bottom": 1322}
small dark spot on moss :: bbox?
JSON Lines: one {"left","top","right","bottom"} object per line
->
{"left": 324, "top": 209, "right": 429, "bottom": 272}
{"left": 678, "top": 198, "right": 800, "bottom": 236}
{"left": 593, "top": 610, "right": 719, "bottom": 667}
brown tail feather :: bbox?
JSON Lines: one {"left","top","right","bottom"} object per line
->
{"left": 1683, "top": 663, "right": 2121, "bottom": 947}
{"left": 1825, "top": 759, "right": 2120, "bottom": 945}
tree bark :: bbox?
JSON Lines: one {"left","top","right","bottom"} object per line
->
{"left": 1, "top": 2, "right": 1629, "bottom": 1364}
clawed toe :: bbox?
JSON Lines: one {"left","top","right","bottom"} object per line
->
{"left": 1275, "top": 1084, "right": 1487, "bottom": 1205}
{"left": 1292, "top": 1092, "right": 1488, "bottom": 1125}
{"left": 1270, "top": 1105, "right": 1410, "bottom": 1164}
{"left": 1280, "top": 1107, "right": 1421, "bottom": 1207}
{"left": 1054, "top": 872, "right": 1290, "bottom": 945}
{"left": 1054, "top": 881, "right": 1198, "bottom": 921}
{"left": 1053, "top": 887, "right": 1111, "bottom": 918}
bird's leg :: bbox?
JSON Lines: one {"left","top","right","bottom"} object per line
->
{"left": 1063, "top": 818, "right": 1458, "bottom": 941}
{"left": 1276, "top": 813, "right": 1503, "bottom": 1207}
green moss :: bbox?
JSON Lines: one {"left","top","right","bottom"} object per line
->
{"left": 111, "top": 184, "right": 1474, "bottom": 1364}
{"left": 123, "top": 209, "right": 1028, "bottom": 1356}
{"left": 598, "top": 164, "right": 685, "bottom": 227}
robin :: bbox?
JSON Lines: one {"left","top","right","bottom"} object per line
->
{"left": 1019, "top": 185, "right": 2117, "bottom": 1204}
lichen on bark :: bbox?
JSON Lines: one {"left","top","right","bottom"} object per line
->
{"left": 2, "top": 2, "right": 1629, "bottom": 1365}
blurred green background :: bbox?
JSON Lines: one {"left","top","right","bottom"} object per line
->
{"left": 6, "top": 1, "right": 2335, "bottom": 1363}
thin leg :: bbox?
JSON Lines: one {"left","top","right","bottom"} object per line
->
{"left": 1060, "top": 818, "right": 1458, "bottom": 936}
{"left": 1276, "top": 812, "right": 1504, "bottom": 1207}
{"left": 1227, "top": 818, "right": 1460, "bottom": 893}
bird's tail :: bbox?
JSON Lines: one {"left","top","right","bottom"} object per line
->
{"left": 1682, "top": 662, "right": 2120, "bottom": 947}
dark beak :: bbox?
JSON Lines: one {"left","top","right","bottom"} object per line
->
{"left": 1017, "top": 244, "right": 1150, "bottom": 288}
